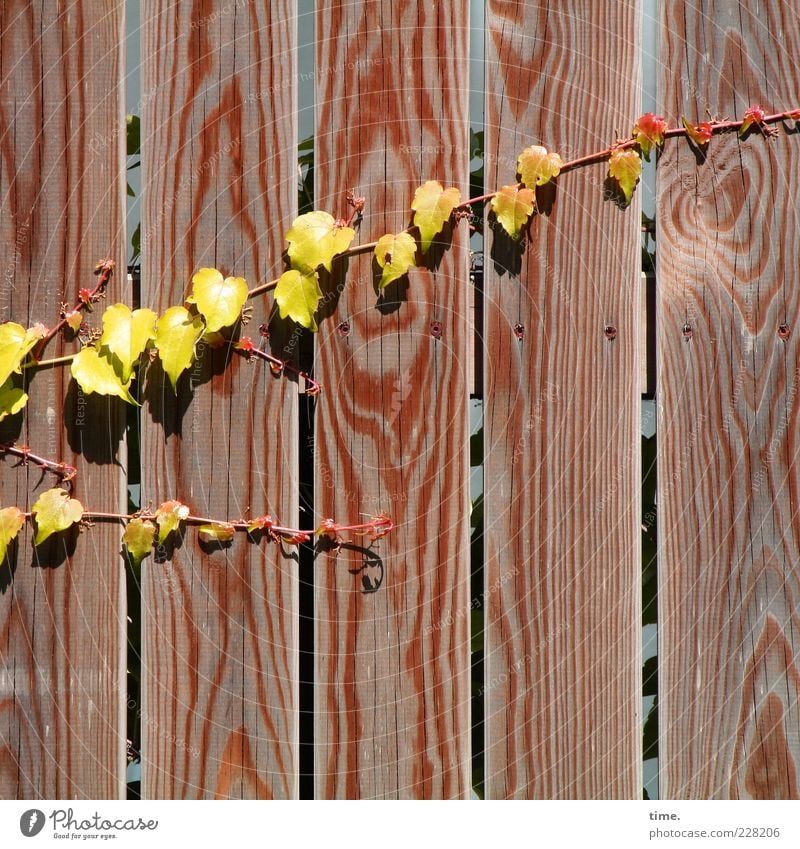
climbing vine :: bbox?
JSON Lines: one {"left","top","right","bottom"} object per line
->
{"left": 1, "top": 104, "right": 798, "bottom": 568}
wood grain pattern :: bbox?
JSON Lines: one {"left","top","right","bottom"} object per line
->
{"left": 140, "top": 0, "right": 298, "bottom": 798}
{"left": 658, "top": 0, "right": 800, "bottom": 798}
{"left": 483, "top": 0, "right": 642, "bottom": 798}
{"left": 314, "top": 0, "right": 471, "bottom": 798}
{"left": 0, "top": 0, "right": 126, "bottom": 799}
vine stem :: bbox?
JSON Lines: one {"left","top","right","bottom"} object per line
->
{"left": 0, "top": 443, "right": 77, "bottom": 482}
{"left": 32, "top": 259, "right": 115, "bottom": 361}
{"left": 245, "top": 105, "right": 800, "bottom": 302}
{"left": 22, "top": 353, "right": 77, "bottom": 370}
{"left": 233, "top": 338, "right": 321, "bottom": 395}
{"left": 18, "top": 509, "right": 393, "bottom": 543}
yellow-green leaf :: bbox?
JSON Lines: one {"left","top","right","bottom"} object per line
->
{"left": 490, "top": 185, "right": 536, "bottom": 239}
{"left": 608, "top": 149, "right": 642, "bottom": 205}
{"left": 71, "top": 347, "right": 138, "bottom": 405}
{"left": 99, "top": 303, "right": 157, "bottom": 381}
{"left": 155, "top": 500, "right": 190, "bottom": 545}
{"left": 0, "top": 506, "right": 25, "bottom": 564}
{"left": 517, "top": 145, "right": 564, "bottom": 189}
{"left": 411, "top": 181, "right": 461, "bottom": 253}
{"left": 122, "top": 518, "right": 156, "bottom": 566}
{"left": 286, "top": 211, "right": 355, "bottom": 273}
{"left": 154, "top": 306, "right": 205, "bottom": 392}
{"left": 0, "top": 378, "right": 28, "bottom": 422}
{"left": 0, "top": 322, "right": 47, "bottom": 386}
{"left": 186, "top": 268, "right": 248, "bottom": 333}
{"left": 374, "top": 232, "right": 417, "bottom": 288}
{"left": 198, "top": 522, "right": 235, "bottom": 543}
{"left": 274, "top": 269, "right": 323, "bottom": 331}
{"left": 31, "top": 488, "right": 84, "bottom": 545}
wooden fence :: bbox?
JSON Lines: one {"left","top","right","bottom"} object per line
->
{"left": 1, "top": 0, "right": 799, "bottom": 799}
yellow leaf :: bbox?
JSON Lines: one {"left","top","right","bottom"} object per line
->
{"left": 490, "top": 185, "right": 536, "bottom": 239}
{"left": 198, "top": 522, "right": 235, "bottom": 543}
{"left": 374, "top": 233, "right": 417, "bottom": 288}
{"left": 155, "top": 500, "right": 190, "bottom": 545}
{"left": 411, "top": 181, "right": 461, "bottom": 253}
{"left": 286, "top": 211, "right": 355, "bottom": 273}
{"left": 0, "top": 322, "right": 47, "bottom": 386}
{"left": 517, "top": 145, "right": 564, "bottom": 189}
{"left": 70, "top": 347, "right": 138, "bottom": 405}
{"left": 31, "top": 488, "right": 83, "bottom": 545}
{"left": 0, "top": 506, "right": 25, "bottom": 564}
{"left": 274, "top": 269, "right": 323, "bottom": 331}
{"left": 186, "top": 268, "right": 249, "bottom": 333}
{"left": 0, "top": 378, "right": 28, "bottom": 422}
{"left": 154, "top": 306, "right": 205, "bottom": 392}
{"left": 99, "top": 303, "right": 157, "bottom": 382}
{"left": 608, "top": 149, "right": 642, "bottom": 205}
{"left": 122, "top": 518, "right": 156, "bottom": 566}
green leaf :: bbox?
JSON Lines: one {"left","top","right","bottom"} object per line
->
{"left": 0, "top": 378, "right": 28, "bottom": 422}
{"left": 70, "top": 347, "right": 138, "bottom": 405}
{"left": 374, "top": 233, "right": 417, "bottom": 288}
{"left": 155, "top": 500, "right": 189, "bottom": 545}
{"left": 0, "top": 322, "right": 47, "bottom": 386}
{"left": 517, "top": 145, "right": 563, "bottom": 188}
{"left": 608, "top": 149, "right": 642, "bottom": 205}
{"left": 411, "top": 181, "right": 461, "bottom": 253}
{"left": 186, "top": 268, "right": 249, "bottom": 333}
{"left": 490, "top": 185, "right": 536, "bottom": 239}
{"left": 31, "top": 488, "right": 84, "bottom": 545}
{"left": 154, "top": 306, "right": 205, "bottom": 392}
{"left": 286, "top": 211, "right": 355, "bottom": 273}
{"left": 198, "top": 522, "right": 235, "bottom": 543}
{"left": 126, "top": 114, "right": 140, "bottom": 157}
{"left": 130, "top": 222, "right": 141, "bottom": 264}
{"left": 274, "top": 269, "right": 323, "bottom": 331}
{"left": 99, "top": 303, "right": 157, "bottom": 382}
{"left": 122, "top": 518, "right": 156, "bottom": 566}
{"left": 0, "top": 506, "right": 25, "bottom": 564}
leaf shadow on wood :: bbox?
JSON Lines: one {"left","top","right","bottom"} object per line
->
{"left": 0, "top": 378, "right": 24, "bottom": 445}
{"left": 0, "top": 543, "right": 18, "bottom": 594}
{"left": 143, "top": 341, "right": 229, "bottom": 441}
{"left": 64, "top": 383, "right": 126, "bottom": 466}
{"left": 315, "top": 256, "right": 350, "bottom": 325}
{"left": 31, "top": 526, "right": 79, "bottom": 570}
{"left": 489, "top": 218, "right": 527, "bottom": 278}
{"left": 603, "top": 176, "right": 636, "bottom": 211}
{"left": 372, "top": 255, "right": 410, "bottom": 315}
{"left": 316, "top": 536, "right": 384, "bottom": 593}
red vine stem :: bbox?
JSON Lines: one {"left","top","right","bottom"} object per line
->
{"left": 0, "top": 443, "right": 77, "bottom": 483}
{"left": 245, "top": 106, "right": 800, "bottom": 299}
{"left": 233, "top": 338, "right": 320, "bottom": 395}
{"left": 32, "top": 258, "right": 115, "bottom": 361}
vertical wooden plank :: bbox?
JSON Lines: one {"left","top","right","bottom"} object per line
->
{"left": 314, "top": 0, "right": 471, "bottom": 798}
{"left": 658, "top": 0, "right": 800, "bottom": 798}
{"left": 484, "top": 1, "right": 642, "bottom": 798}
{"left": 140, "top": 1, "right": 298, "bottom": 798}
{"left": 0, "top": 0, "right": 126, "bottom": 798}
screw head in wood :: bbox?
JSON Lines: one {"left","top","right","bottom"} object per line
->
{"left": 682, "top": 322, "right": 693, "bottom": 339}
{"left": 513, "top": 323, "right": 525, "bottom": 340}
{"left": 337, "top": 321, "right": 350, "bottom": 337}
{"left": 779, "top": 323, "right": 790, "bottom": 340}
{"left": 604, "top": 325, "right": 617, "bottom": 341}
{"left": 430, "top": 320, "right": 443, "bottom": 339}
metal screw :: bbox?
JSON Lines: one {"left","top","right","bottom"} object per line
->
{"left": 682, "top": 322, "right": 693, "bottom": 339}
{"left": 779, "top": 323, "right": 790, "bottom": 340}
{"left": 430, "top": 320, "right": 443, "bottom": 339}
{"left": 513, "top": 323, "right": 525, "bottom": 340}
{"left": 604, "top": 325, "right": 617, "bottom": 341}
{"left": 337, "top": 321, "right": 350, "bottom": 337}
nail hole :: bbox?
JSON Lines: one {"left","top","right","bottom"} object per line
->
{"left": 430, "top": 321, "right": 443, "bottom": 339}
{"left": 513, "top": 323, "right": 525, "bottom": 340}
{"left": 682, "top": 323, "right": 693, "bottom": 339}
{"left": 779, "top": 323, "right": 790, "bottom": 340}
{"left": 337, "top": 321, "right": 350, "bottom": 337}
{"left": 604, "top": 325, "right": 617, "bottom": 341}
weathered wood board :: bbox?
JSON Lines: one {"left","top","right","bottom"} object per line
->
{"left": 658, "top": 0, "right": 800, "bottom": 799}
{"left": 139, "top": 0, "right": 298, "bottom": 798}
{"left": 0, "top": 0, "right": 127, "bottom": 799}
{"left": 313, "top": 0, "right": 472, "bottom": 798}
{"left": 484, "top": 0, "right": 643, "bottom": 798}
